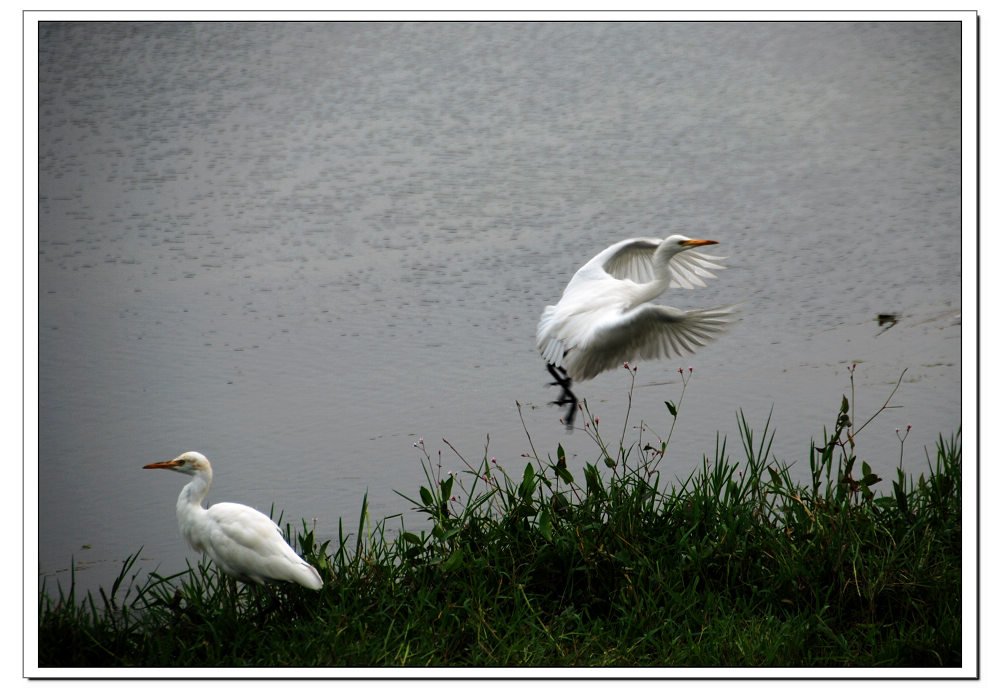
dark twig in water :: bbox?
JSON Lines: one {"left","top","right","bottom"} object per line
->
{"left": 876, "top": 312, "right": 899, "bottom": 335}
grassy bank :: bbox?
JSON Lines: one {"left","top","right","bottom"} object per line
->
{"left": 38, "top": 369, "right": 962, "bottom": 668}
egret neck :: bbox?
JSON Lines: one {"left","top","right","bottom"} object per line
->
{"left": 175, "top": 467, "right": 213, "bottom": 554}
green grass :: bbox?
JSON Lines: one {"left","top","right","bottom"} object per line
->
{"left": 37, "top": 368, "right": 962, "bottom": 668}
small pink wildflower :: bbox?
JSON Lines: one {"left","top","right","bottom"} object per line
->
{"left": 490, "top": 457, "right": 497, "bottom": 464}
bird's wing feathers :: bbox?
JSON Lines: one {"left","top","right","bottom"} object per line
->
{"left": 666, "top": 248, "right": 727, "bottom": 289}
{"left": 537, "top": 304, "right": 570, "bottom": 365}
{"left": 565, "top": 304, "right": 740, "bottom": 381}
{"left": 207, "top": 503, "right": 282, "bottom": 549}
{"left": 596, "top": 237, "right": 727, "bottom": 289}
{"left": 204, "top": 503, "right": 320, "bottom": 587}
{"left": 594, "top": 238, "right": 661, "bottom": 283}
{"left": 587, "top": 238, "right": 663, "bottom": 283}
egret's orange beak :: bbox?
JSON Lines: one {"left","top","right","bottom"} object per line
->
{"left": 143, "top": 460, "right": 180, "bottom": 470}
{"left": 680, "top": 239, "right": 718, "bottom": 247}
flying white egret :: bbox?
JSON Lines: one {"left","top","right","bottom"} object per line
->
{"left": 537, "top": 235, "right": 739, "bottom": 425}
{"left": 143, "top": 451, "right": 324, "bottom": 590}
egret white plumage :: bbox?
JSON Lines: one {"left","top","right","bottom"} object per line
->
{"left": 537, "top": 235, "right": 739, "bottom": 425}
{"left": 143, "top": 451, "right": 323, "bottom": 590}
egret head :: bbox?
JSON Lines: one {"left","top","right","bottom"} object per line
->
{"left": 144, "top": 451, "right": 211, "bottom": 475}
{"left": 669, "top": 235, "right": 719, "bottom": 248}
{"left": 655, "top": 235, "right": 718, "bottom": 264}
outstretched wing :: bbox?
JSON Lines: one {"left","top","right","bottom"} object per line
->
{"left": 564, "top": 303, "right": 740, "bottom": 381}
{"left": 537, "top": 303, "right": 570, "bottom": 367}
{"left": 590, "top": 238, "right": 661, "bottom": 282}
{"left": 596, "top": 237, "right": 728, "bottom": 289}
{"left": 664, "top": 247, "right": 727, "bottom": 289}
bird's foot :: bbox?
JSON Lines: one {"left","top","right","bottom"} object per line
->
{"left": 544, "top": 363, "right": 579, "bottom": 428}
{"left": 560, "top": 400, "right": 578, "bottom": 430}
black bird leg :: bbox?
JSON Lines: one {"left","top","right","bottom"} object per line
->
{"left": 546, "top": 363, "right": 579, "bottom": 428}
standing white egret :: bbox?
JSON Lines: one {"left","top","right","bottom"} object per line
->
{"left": 143, "top": 451, "right": 323, "bottom": 590}
{"left": 537, "top": 235, "right": 739, "bottom": 425}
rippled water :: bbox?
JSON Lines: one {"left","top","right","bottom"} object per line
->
{"left": 36, "top": 21, "right": 962, "bottom": 592}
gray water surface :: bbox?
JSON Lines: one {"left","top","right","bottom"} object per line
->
{"left": 37, "top": 21, "right": 962, "bottom": 592}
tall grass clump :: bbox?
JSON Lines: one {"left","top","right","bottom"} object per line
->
{"left": 38, "top": 365, "right": 961, "bottom": 668}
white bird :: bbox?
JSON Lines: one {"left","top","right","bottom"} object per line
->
{"left": 143, "top": 451, "right": 323, "bottom": 590}
{"left": 537, "top": 235, "right": 739, "bottom": 425}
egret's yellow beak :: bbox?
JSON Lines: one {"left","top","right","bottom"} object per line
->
{"left": 143, "top": 460, "right": 180, "bottom": 470}
{"left": 680, "top": 239, "right": 718, "bottom": 247}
